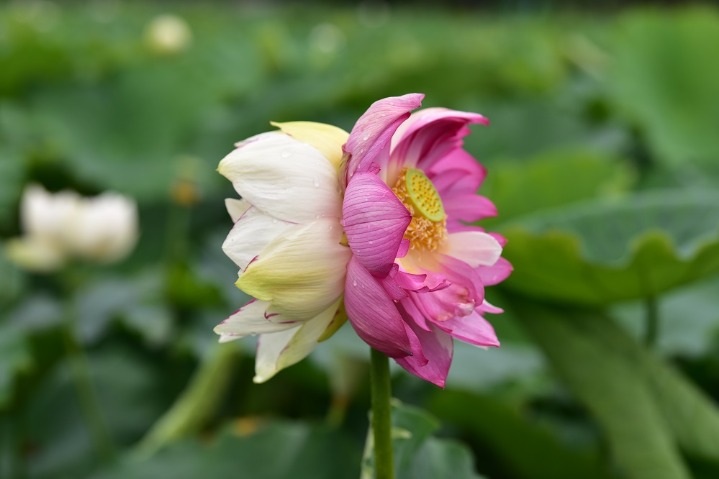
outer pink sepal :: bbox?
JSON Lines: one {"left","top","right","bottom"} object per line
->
{"left": 342, "top": 173, "right": 411, "bottom": 277}
{"left": 344, "top": 94, "right": 424, "bottom": 181}
{"left": 344, "top": 257, "right": 414, "bottom": 358}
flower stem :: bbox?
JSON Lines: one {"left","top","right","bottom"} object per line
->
{"left": 132, "top": 343, "right": 239, "bottom": 458}
{"left": 644, "top": 295, "right": 659, "bottom": 347}
{"left": 61, "top": 318, "right": 115, "bottom": 463}
{"left": 370, "top": 348, "right": 394, "bottom": 479}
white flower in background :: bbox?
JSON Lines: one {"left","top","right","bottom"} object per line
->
{"left": 6, "top": 184, "right": 138, "bottom": 272}
{"left": 145, "top": 14, "right": 192, "bottom": 55}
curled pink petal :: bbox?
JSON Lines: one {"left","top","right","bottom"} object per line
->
{"left": 477, "top": 299, "right": 504, "bottom": 315}
{"left": 476, "top": 257, "right": 513, "bottom": 286}
{"left": 437, "top": 254, "right": 485, "bottom": 306}
{"left": 387, "top": 108, "right": 489, "bottom": 184}
{"left": 344, "top": 257, "right": 413, "bottom": 358}
{"left": 428, "top": 149, "right": 487, "bottom": 194}
{"left": 432, "top": 310, "right": 500, "bottom": 348}
{"left": 488, "top": 232, "right": 508, "bottom": 248}
{"left": 344, "top": 94, "right": 424, "bottom": 182}
{"left": 395, "top": 322, "right": 453, "bottom": 388}
{"left": 342, "top": 172, "right": 411, "bottom": 277}
{"left": 444, "top": 193, "right": 498, "bottom": 224}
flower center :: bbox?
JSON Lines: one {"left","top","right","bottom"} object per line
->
{"left": 392, "top": 168, "right": 447, "bottom": 252}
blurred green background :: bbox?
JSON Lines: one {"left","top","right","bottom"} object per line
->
{"left": 2, "top": 1, "right": 719, "bottom": 478}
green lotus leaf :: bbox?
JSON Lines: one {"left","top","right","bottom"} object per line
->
{"left": 607, "top": 7, "right": 719, "bottom": 166}
{"left": 482, "top": 148, "right": 634, "bottom": 229}
{"left": 501, "top": 189, "right": 719, "bottom": 304}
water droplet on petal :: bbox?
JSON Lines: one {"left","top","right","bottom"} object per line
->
{"left": 281, "top": 150, "right": 291, "bottom": 159}
{"left": 352, "top": 280, "right": 357, "bottom": 287}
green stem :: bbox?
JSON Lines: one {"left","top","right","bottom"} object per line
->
{"left": 644, "top": 296, "right": 659, "bottom": 347}
{"left": 61, "top": 319, "right": 115, "bottom": 463}
{"left": 370, "top": 348, "right": 394, "bottom": 479}
{"left": 132, "top": 343, "right": 239, "bottom": 458}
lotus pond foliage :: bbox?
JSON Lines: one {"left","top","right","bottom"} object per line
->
{"left": 1, "top": 3, "right": 719, "bottom": 479}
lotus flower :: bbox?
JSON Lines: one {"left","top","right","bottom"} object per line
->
{"left": 341, "top": 94, "right": 511, "bottom": 386}
{"left": 6, "top": 185, "right": 138, "bottom": 271}
{"left": 216, "top": 95, "right": 510, "bottom": 387}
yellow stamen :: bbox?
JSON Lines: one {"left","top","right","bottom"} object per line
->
{"left": 392, "top": 168, "right": 447, "bottom": 252}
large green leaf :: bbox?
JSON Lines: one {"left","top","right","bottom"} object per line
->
{"left": 513, "top": 303, "right": 691, "bottom": 479}
{"left": 570, "top": 311, "right": 719, "bottom": 466}
{"left": 607, "top": 8, "right": 719, "bottom": 166}
{"left": 94, "top": 421, "right": 361, "bottom": 479}
{"left": 21, "top": 346, "right": 171, "bottom": 479}
{"left": 430, "top": 390, "right": 612, "bottom": 479}
{"left": 613, "top": 277, "right": 719, "bottom": 357}
{"left": 502, "top": 190, "right": 719, "bottom": 304}
{"left": 481, "top": 149, "right": 633, "bottom": 229}
{"left": 372, "top": 402, "right": 485, "bottom": 479}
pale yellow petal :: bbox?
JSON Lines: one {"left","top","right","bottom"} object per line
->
{"left": 270, "top": 121, "right": 348, "bottom": 170}
{"left": 5, "top": 237, "right": 66, "bottom": 272}
{"left": 236, "top": 218, "right": 350, "bottom": 321}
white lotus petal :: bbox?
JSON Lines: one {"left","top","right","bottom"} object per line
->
{"left": 66, "top": 193, "right": 138, "bottom": 262}
{"left": 214, "top": 299, "right": 298, "bottom": 340}
{"left": 218, "top": 132, "right": 341, "bottom": 222}
{"left": 222, "top": 207, "right": 294, "bottom": 271}
{"left": 440, "top": 231, "right": 502, "bottom": 268}
{"left": 225, "top": 198, "right": 250, "bottom": 223}
{"left": 22, "top": 184, "right": 81, "bottom": 244}
{"left": 253, "top": 299, "right": 341, "bottom": 383}
{"left": 236, "top": 217, "right": 350, "bottom": 320}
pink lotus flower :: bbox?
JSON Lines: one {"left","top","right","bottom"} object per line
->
{"left": 341, "top": 94, "right": 512, "bottom": 387}
{"left": 215, "top": 94, "right": 509, "bottom": 387}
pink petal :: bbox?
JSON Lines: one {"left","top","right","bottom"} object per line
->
{"left": 395, "top": 322, "right": 453, "bottom": 388}
{"left": 397, "top": 239, "right": 410, "bottom": 259}
{"left": 387, "top": 108, "right": 489, "bottom": 184}
{"left": 428, "top": 149, "right": 487, "bottom": 194}
{"left": 344, "top": 94, "right": 424, "bottom": 183}
{"left": 342, "top": 172, "right": 411, "bottom": 277}
{"left": 432, "top": 310, "right": 500, "bottom": 348}
{"left": 488, "top": 232, "right": 508, "bottom": 248}
{"left": 437, "top": 254, "right": 485, "bottom": 306}
{"left": 476, "top": 257, "right": 513, "bottom": 286}
{"left": 379, "top": 265, "right": 436, "bottom": 301}
{"left": 443, "top": 193, "right": 498, "bottom": 223}
{"left": 344, "top": 257, "right": 413, "bottom": 358}
{"left": 397, "top": 296, "right": 431, "bottom": 331}
{"left": 477, "top": 299, "right": 504, "bottom": 315}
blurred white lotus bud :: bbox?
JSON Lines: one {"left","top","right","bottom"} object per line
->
{"left": 64, "top": 192, "right": 139, "bottom": 262}
{"left": 145, "top": 14, "right": 192, "bottom": 55}
{"left": 5, "top": 236, "right": 65, "bottom": 273}
{"left": 6, "top": 184, "right": 139, "bottom": 272}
